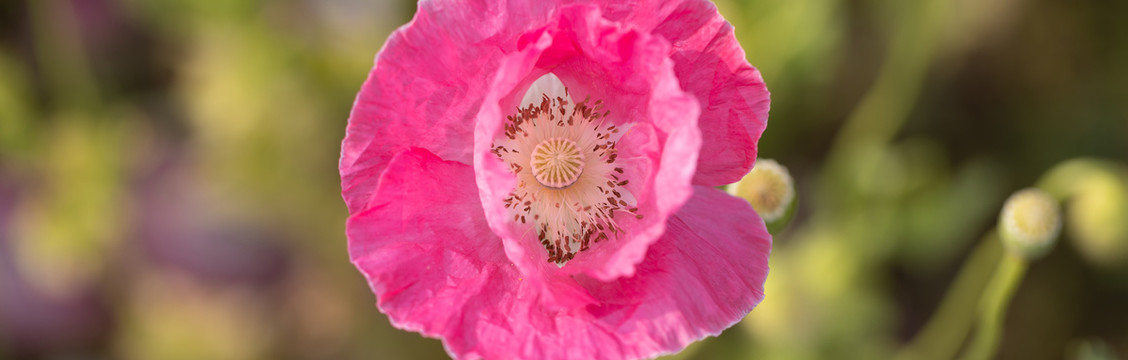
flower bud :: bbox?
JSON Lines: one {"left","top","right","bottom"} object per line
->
{"left": 1065, "top": 167, "right": 1128, "bottom": 267}
{"left": 998, "top": 188, "right": 1061, "bottom": 260}
{"left": 730, "top": 159, "right": 797, "bottom": 233}
{"left": 1037, "top": 159, "right": 1128, "bottom": 267}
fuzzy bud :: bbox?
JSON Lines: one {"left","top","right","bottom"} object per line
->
{"left": 998, "top": 188, "right": 1061, "bottom": 260}
{"left": 730, "top": 159, "right": 796, "bottom": 233}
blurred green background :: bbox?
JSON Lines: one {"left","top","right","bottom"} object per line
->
{"left": 0, "top": 0, "right": 1125, "bottom": 359}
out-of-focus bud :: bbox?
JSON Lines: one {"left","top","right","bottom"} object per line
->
{"left": 1068, "top": 170, "right": 1128, "bottom": 267}
{"left": 730, "top": 159, "right": 797, "bottom": 234}
{"left": 1038, "top": 159, "right": 1128, "bottom": 268}
{"left": 998, "top": 188, "right": 1061, "bottom": 260}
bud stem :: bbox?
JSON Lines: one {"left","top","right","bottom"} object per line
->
{"left": 896, "top": 232, "right": 1002, "bottom": 360}
{"left": 961, "top": 252, "right": 1028, "bottom": 360}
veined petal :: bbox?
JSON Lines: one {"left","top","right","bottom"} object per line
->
{"left": 595, "top": 0, "right": 771, "bottom": 185}
{"left": 573, "top": 185, "right": 771, "bottom": 358}
{"left": 351, "top": 151, "right": 770, "bottom": 359}
{"left": 347, "top": 148, "right": 512, "bottom": 338}
{"left": 340, "top": 0, "right": 558, "bottom": 214}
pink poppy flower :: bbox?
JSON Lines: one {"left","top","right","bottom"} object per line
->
{"left": 340, "top": 0, "right": 771, "bottom": 358}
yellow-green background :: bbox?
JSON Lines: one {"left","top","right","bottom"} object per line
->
{"left": 0, "top": 0, "right": 1125, "bottom": 359}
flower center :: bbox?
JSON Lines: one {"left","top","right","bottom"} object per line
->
{"left": 490, "top": 73, "right": 641, "bottom": 265}
{"left": 531, "top": 137, "right": 585, "bottom": 189}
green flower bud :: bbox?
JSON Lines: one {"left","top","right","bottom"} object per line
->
{"left": 730, "top": 159, "right": 797, "bottom": 234}
{"left": 1038, "top": 159, "right": 1128, "bottom": 267}
{"left": 998, "top": 188, "right": 1061, "bottom": 260}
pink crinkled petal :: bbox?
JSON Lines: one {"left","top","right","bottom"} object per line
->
{"left": 351, "top": 150, "right": 771, "bottom": 359}
{"left": 573, "top": 185, "right": 771, "bottom": 358}
{"left": 346, "top": 146, "right": 592, "bottom": 358}
{"left": 347, "top": 147, "right": 513, "bottom": 340}
{"left": 352, "top": 176, "right": 770, "bottom": 359}
{"left": 474, "top": 4, "right": 701, "bottom": 283}
{"left": 595, "top": 0, "right": 772, "bottom": 185}
{"left": 340, "top": 0, "right": 558, "bottom": 214}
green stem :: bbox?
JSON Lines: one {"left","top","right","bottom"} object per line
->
{"left": 896, "top": 232, "right": 1002, "bottom": 360}
{"left": 30, "top": 0, "right": 100, "bottom": 111}
{"left": 961, "top": 252, "right": 1028, "bottom": 360}
{"left": 823, "top": 0, "right": 948, "bottom": 175}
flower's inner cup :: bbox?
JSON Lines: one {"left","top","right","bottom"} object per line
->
{"left": 491, "top": 73, "right": 642, "bottom": 265}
